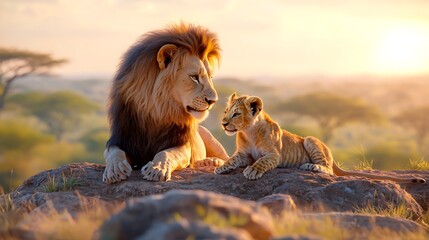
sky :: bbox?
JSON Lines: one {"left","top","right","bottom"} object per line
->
{"left": 1, "top": 0, "right": 429, "bottom": 80}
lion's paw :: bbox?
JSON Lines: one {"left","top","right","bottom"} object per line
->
{"left": 103, "top": 159, "right": 132, "bottom": 184}
{"left": 243, "top": 165, "right": 264, "bottom": 180}
{"left": 141, "top": 161, "right": 173, "bottom": 181}
{"left": 214, "top": 164, "right": 236, "bottom": 174}
{"left": 195, "top": 157, "right": 225, "bottom": 169}
{"left": 300, "top": 163, "right": 332, "bottom": 174}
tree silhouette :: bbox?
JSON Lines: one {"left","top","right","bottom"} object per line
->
{"left": 0, "top": 48, "right": 67, "bottom": 110}
{"left": 282, "top": 92, "right": 383, "bottom": 143}
{"left": 9, "top": 91, "right": 99, "bottom": 141}
{"left": 393, "top": 106, "right": 429, "bottom": 152}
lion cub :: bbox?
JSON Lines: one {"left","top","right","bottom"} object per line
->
{"left": 214, "top": 93, "right": 426, "bottom": 183}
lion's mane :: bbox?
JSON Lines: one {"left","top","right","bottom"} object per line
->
{"left": 106, "top": 23, "right": 220, "bottom": 168}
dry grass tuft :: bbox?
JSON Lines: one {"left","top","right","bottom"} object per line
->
{"left": 40, "top": 172, "right": 81, "bottom": 193}
{"left": 408, "top": 157, "right": 429, "bottom": 171}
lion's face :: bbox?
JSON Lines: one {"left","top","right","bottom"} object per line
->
{"left": 170, "top": 55, "right": 218, "bottom": 121}
{"left": 222, "top": 94, "right": 263, "bottom": 136}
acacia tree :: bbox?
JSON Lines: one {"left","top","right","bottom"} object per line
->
{"left": 9, "top": 91, "right": 99, "bottom": 141}
{"left": 0, "top": 48, "right": 67, "bottom": 110}
{"left": 282, "top": 92, "right": 383, "bottom": 143}
{"left": 393, "top": 106, "right": 429, "bottom": 152}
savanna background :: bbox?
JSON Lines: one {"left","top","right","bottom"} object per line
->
{"left": 0, "top": 0, "right": 429, "bottom": 193}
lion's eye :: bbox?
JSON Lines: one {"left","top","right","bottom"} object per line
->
{"left": 189, "top": 75, "right": 200, "bottom": 84}
{"left": 232, "top": 113, "right": 240, "bottom": 118}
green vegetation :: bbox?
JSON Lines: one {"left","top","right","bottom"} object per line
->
{"left": 9, "top": 91, "right": 99, "bottom": 141}
{"left": 194, "top": 204, "right": 249, "bottom": 228}
{"left": 40, "top": 173, "right": 81, "bottom": 193}
{"left": 354, "top": 202, "right": 413, "bottom": 220}
{"left": 394, "top": 106, "right": 429, "bottom": 152}
{"left": 352, "top": 146, "right": 374, "bottom": 171}
{"left": 0, "top": 92, "right": 102, "bottom": 191}
{"left": 281, "top": 92, "right": 384, "bottom": 143}
{"left": 274, "top": 212, "right": 348, "bottom": 239}
{"left": 409, "top": 158, "right": 429, "bottom": 171}
{"left": 0, "top": 196, "right": 116, "bottom": 240}
{"left": 0, "top": 48, "right": 66, "bottom": 110}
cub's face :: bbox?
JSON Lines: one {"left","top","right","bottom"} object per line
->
{"left": 221, "top": 94, "right": 263, "bottom": 136}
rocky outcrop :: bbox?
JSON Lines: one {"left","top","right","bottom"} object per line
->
{"left": 100, "top": 190, "right": 274, "bottom": 240}
{"left": 9, "top": 163, "right": 428, "bottom": 214}
{"left": 2, "top": 163, "right": 428, "bottom": 239}
{"left": 99, "top": 190, "right": 426, "bottom": 239}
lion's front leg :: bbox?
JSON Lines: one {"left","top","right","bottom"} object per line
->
{"left": 195, "top": 157, "right": 225, "bottom": 169}
{"left": 214, "top": 152, "right": 251, "bottom": 174}
{"left": 198, "top": 126, "right": 229, "bottom": 160}
{"left": 243, "top": 153, "right": 280, "bottom": 180}
{"left": 103, "top": 146, "right": 133, "bottom": 184}
{"left": 140, "top": 144, "right": 191, "bottom": 181}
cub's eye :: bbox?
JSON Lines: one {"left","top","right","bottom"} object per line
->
{"left": 189, "top": 75, "right": 199, "bottom": 84}
{"left": 232, "top": 113, "right": 240, "bottom": 118}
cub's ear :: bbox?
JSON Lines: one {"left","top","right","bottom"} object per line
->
{"left": 157, "top": 44, "right": 178, "bottom": 70}
{"left": 245, "top": 96, "right": 263, "bottom": 116}
{"left": 228, "top": 92, "right": 237, "bottom": 104}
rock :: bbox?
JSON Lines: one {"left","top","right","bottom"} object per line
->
{"left": 8, "top": 163, "right": 427, "bottom": 216}
{"left": 137, "top": 220, "right": 253, "bottom": 240}
{"left": 274, "top": 178, "right": 423, "bottom": 217}
{"left": 2, "top": 163, "right": 428, "bottom": 239}
{"left": 301, "top": 212, "right": 425, "bottom": 233}
{"left": 257, "top": 194, "right": 297, "bottom": 215}
{"left": 99, "top": 190, "right": 426, "bottom": 240}
{"left": 271, "top": 236, "right": 321, "bottom": 240}
{"left": 99, "top": 190, "right": 274, "bottom": 240}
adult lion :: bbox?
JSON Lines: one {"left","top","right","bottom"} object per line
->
{"left": 103, "top": 23, "right": 229, "bottom": 183}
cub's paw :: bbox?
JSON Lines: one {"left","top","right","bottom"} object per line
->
{"left": 195, "top": 157, "right": 225, "bottom": 169}
{"left": 141, "top": 160, "right": 174, "bottom": 182}
{"left": 103, "top": 159, "right": 132, "bottom": 184}
{"left": 243, "top": 166, "right": 264, "bottom": 180}
{"left": 214, "top": 164, "right": 236, "bottom": 174}
{"left": 299, "top": 163, "right": 332, "bottom": 174}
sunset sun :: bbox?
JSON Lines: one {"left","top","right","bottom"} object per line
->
{"left": 375, "top": 27, "right": 429, "bottom": 74}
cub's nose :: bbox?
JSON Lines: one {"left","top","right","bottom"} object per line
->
{"left": 222, "top": 121, "right": 228, "bottom": 127}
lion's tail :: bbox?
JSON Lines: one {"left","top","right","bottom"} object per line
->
{"left": 332, "top": 162, "right": 426, "bottom": 183}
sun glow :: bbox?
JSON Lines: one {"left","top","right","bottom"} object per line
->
{"left": 374, "top": 27, "right": 429, "bottom": 74}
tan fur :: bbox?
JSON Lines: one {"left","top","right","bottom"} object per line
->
{"left": 103, "top": 23, "right": 228, "bottom": 183}
{"left": 215, "top": 93, "right": 426, "bottom": 184}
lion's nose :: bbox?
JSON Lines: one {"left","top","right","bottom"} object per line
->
{"left": 222, "top": 122, "right": 228, "bottom": 127}
{"left": 205, "top": 97, "right": 217, "bottom": 105}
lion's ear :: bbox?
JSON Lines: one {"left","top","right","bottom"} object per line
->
{"left": 157, "top": 44, "right": 178, "bottom": 70}
{"left": 245, "top": 96, "right": 263, "bottom": 116}
{"left": 228, "top": 92, "right": 237, "bottom": 104}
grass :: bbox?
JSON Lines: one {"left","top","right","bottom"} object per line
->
{"left": 0, "top": 192, "right": 119, "bottom": 240}
{"left": 31, "top": 201, "right": 117, "bottom": 240}
{"left": 273, "top": 210, "right": 429, "bottom": 240}
{"left": 352, "top": 145, "right": 374, "bottom": 171}
{"left": 354, "top": 202, "right": 414, "bottom": 220}
{"left": 274, "top": 211, "right": 348, "bottom": 239}
{"left": 409, "top": 157, "right": 429, "bottom": 171}
{"left": 194, "top": 204, "right": 249, "bottom": 228}
{"left": 40, "top": 172, "right": 81, "bottom": 193}
{"left": 0, "top": 191, "right": 34, "bottom": 239}
{"left": 1, "top": 196, "right": 429, "bottom": 240}
{"left": 354, "top": 201, "right": 429, "bottom": 227}
{"left": 354, "top": 158, "right": 374, "bottom": 171}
